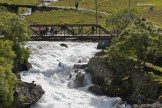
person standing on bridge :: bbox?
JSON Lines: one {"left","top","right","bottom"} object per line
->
{"left": 75, "top": 1, "right": 79, "bottom": 10}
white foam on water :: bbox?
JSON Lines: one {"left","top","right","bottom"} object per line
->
{"left": 21, "top": 41, "right": 131, "bottom": 108}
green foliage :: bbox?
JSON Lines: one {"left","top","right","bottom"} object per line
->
{"left": 105, "top": 9, "right": 138, "bottom": 36}
{"left": 147, "top": 72, "right": 162, "bottom": 84}
{"left": 18, "top": 94, "right": 26, "bottom": 104}
{"left": 0, "top": 0, "right": 39, "bottom": 5}
{"left": 0, "top": 12, "right": 30, "bottom": 65}
{"left": 146, "top": 62, "right": 162, "bottom": 73}
{"left": 0, "top": 40, "right": 15, "bottom": 66}
{"left": 0, "top": 13, "right": 30, "bottom": 106}
{"left": 107, "top": 18, "right": 162, "bottom": 75}
{"left": 134, "top": 18, "right": 162, "bottom": 64}
{"left": 0, "top": 40, "right": 17, "bottom": 106}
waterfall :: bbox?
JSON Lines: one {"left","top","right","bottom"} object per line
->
{"left": 83, "top": 73, "right": 92, "bottom": 86}
{"left": 20, "top": 41, "right": 131, "bottom": 108}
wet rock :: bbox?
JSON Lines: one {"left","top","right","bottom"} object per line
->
{"left": 73, "top": 64, "right": 88, "bottom": 69}
{"left": 95, "top": 50, "right": 106, "bottom": 56}
{"left": 87, "top": 51, "right": 162, "bottom": 104}
{"left": 87, "top": 55, "right": 111, "bottom": 85}
{"left": 13, "top": 60, "right": 32, "bottom": 73}
{"left": 97, "top": 41, "right": 110, "bottom": 50}
{"left": 132, "top": 103, "right": 162, "bottom": 108}
{"left": 130, "top": 72, "right": 161, "bottom": 104}
{"left": 60, "top": 43, "right": 68, "bottom": 48}
{"left": 74, "top": 72, "right": 85, "bottom": 88}
{"left": 87, "top": 85, "right": 105, "bottom": 95}
{"left": 38, "top": 46, "right": 43, "bottom": 49}
{"left": 74, "top": 69, "right": 79, "bottom": 73}
{"left": 158, "top": 95, "right": 162, "bottom": 103}
{"left": 13, "top": 81, "right": 45, "bottom": 108}
{"left": 112, "top": 98, "right": 123, "bottom": 108}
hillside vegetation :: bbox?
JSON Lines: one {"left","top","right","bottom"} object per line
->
{"left": 0, "top": 0, "right": 39, "bottom": 5}
{"left": 1, "top": 0, "right": 162, "bottom": 27}
{"left": 27, "top": 10, "right": 107, "bottom": 26}
{"left": 50, "top": 0, "right": 162, "bottom": 26}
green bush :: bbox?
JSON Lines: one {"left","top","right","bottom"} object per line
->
{"left": 0, "top": 12, "right": 30, "bottom": 107}
{"left": 0, "top": 12, "right": 30, "bottom": 66}
{"left": 0, "top": 40, "right": 17, "bottom": 106}
{"left": 106, "top": 18, "right": 162, "bottom": 75}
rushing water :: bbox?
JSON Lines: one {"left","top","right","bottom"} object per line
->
{"left": 20, "top": 41, "right": 130, "bottom": 108}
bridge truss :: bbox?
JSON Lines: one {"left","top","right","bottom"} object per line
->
{"left": 29, "top": 24, "right": 113, "bottom": 41}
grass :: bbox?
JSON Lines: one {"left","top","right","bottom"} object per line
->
{"left": 145, "top": 62, "right": 162, "bottom": 84}
{"left": 146, "top": 62, "right": 162, "bottom": 74}
{"left": 1, "top": 0, "right": 162, "bottom": 29}
{"left": 0, "top": 0, "right": 40, "bottom": 5}
{"left": 26, "top": 10, "right": 108, "bottom": 27}
{"left": 50, "top": 0, "right": 162, "bottom": 27}
{"left": 50, "top": 0, "right": 129, "bottom": 13}
{"left": 147, "top": 72, "right": 162, "bottom": 84}
{"left": 2, "top": 0, "right": 162, "bottom": 27}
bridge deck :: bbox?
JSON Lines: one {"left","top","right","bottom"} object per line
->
{"left": 30, "top": 36, "right": 113, "bottom": 41}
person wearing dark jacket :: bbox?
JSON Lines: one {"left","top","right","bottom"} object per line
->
{"left": 75, "top": 1, "right": 78, "bottom": 10}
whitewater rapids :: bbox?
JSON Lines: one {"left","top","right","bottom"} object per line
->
{"left": 20, "top": 41, "right": 130, "bottom": 108}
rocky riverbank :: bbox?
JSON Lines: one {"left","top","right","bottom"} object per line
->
{"left": 13, "top": 81, "right": 45, "bottom": 108}
{"left": 86, "top": 51, "right": 162, "bottom": 106}
{"left": 12, "top": 61, "right": 45, "bottom": 108}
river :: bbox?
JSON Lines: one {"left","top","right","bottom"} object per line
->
{"left": 20, "top": 41, "right": 130, "bottom": 108}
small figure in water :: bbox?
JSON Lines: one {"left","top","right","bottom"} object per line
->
{"left": 124, "top": 101, "right": 127, "bottom": 107}
{"left": 57, "top": 60, "right": 64, "bottom": 68}
{"left": 69, "top": 73, "right": 72, "bottom": 79}
{"left": 78, "top": 59, "right": 81, "bottom": 63}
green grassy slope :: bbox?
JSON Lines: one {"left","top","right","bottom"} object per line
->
{"left": 50, "top": 0, "right": 162, "bottom": 26}
{"left": 27, "top": 10, "right": 107, "bottom": 26}
{"left": 2, "top": 0, "right": 162, "bottom": 27}
{"left": 0, "top": 0, "right": 39, "bottom": 5}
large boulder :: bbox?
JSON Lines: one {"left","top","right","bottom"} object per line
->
{"left": 87, "top": 51, "right": 162, "bottom": 104}
{"left": 129, "top": 72, "right": 162, "bottom": 104}
{"left": 13, "top": 60, "right": 32, "bottom": 73}
{"left": 88, "top": 85, "right": 105, "bottom": 95}
{"left": 74, "top": 72, "right": 85, "bottom": 88}
{"left": 104, "top": 77, "right": 133, "bottom": 102}
{"left": 13, "top": 81, "right": 45, "bottom": 108}
{"left": 86, "top": 51, "right": 111, "bottom": 85}
{"left": 97, "top": 41, "right": 110, "bottom": 50}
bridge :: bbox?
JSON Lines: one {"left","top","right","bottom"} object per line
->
{"left": 29, "top": 24, "right": 114, "bottom": 41}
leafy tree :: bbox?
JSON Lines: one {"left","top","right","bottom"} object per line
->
{"left": 107, "top": 18, "right": 162, "bottom": 76}
{"left": 0, "top": 40, "right": 17, "bottom": 106}
{"left": 105, "top": 9, "right": 138, "bottom": 36}
{"left": 0, "top": 12, "right": 30, "bottom": 106}
{"left": 0, "top": 12, "right": 30, "bottom": 65}
{"left": 134, "top": 18, "right": 162, "bottom": 64}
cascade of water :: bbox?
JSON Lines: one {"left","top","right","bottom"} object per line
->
{"left": 21, "top": 41, "right": 130, "bottom": 108}
{"left": 83, "top": 73, "right": 92, "bottom": 86}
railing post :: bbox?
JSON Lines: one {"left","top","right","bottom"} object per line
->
{"left": 99, "top": 27, "right": 101, "bottom": 36}
{"left": 81, "top": 26, "right": 83, "bottom": 36}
